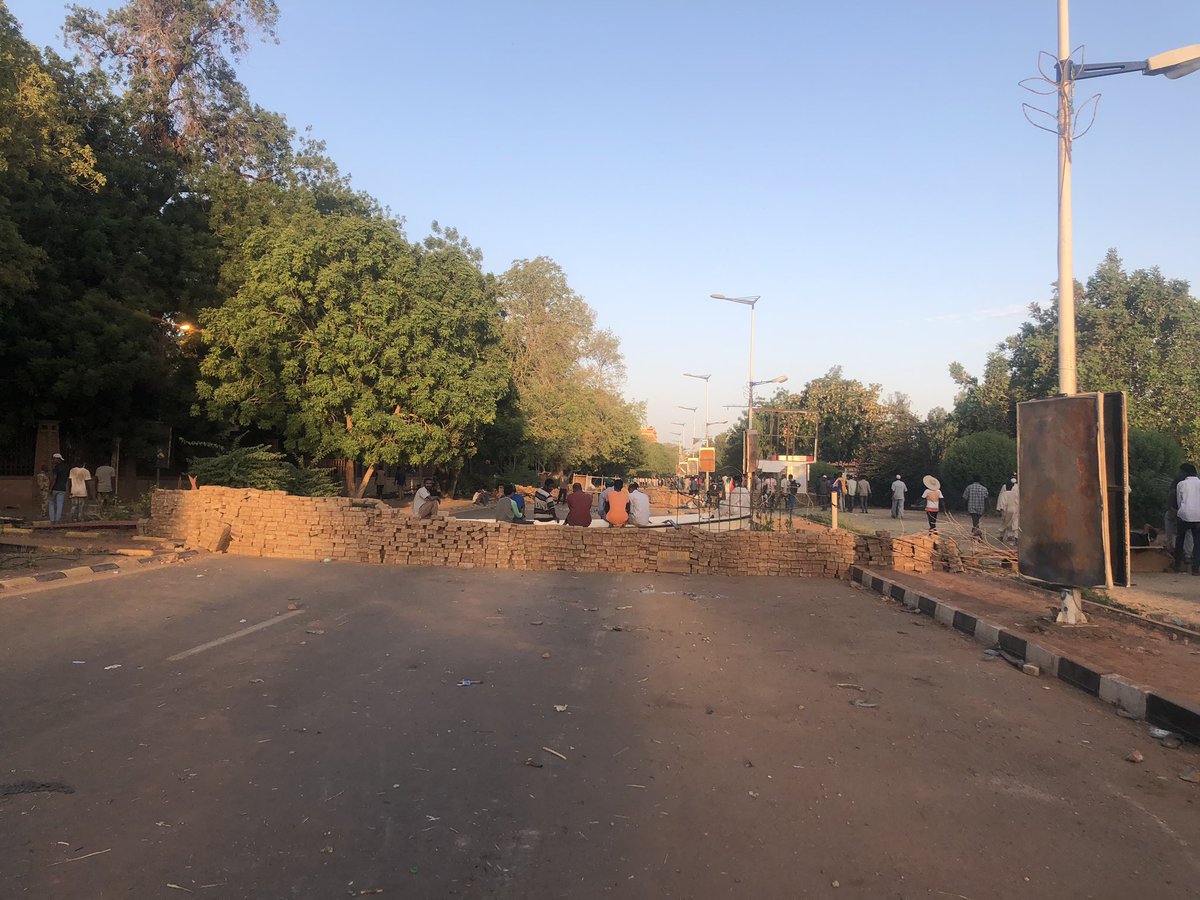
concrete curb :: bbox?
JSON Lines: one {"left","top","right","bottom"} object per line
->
{"left": 0, "top": 550, "right": 199, "bottom": 594}
{"left": 850, "top": 565, "right": 1200, "bottom": 743}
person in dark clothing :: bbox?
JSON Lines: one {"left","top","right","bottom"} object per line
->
{"left": 49, "top": 452, "right": 70, "bottom": 523}
{"left": 565, "top": 483, "right": 593, "bottom": 526}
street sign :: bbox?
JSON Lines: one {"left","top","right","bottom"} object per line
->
{"left": 699, "top": 447, "right": 716, "bottom": 473}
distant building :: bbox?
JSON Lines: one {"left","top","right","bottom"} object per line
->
{"left": 639, "top": 426, "right": 658, "bottom": 443}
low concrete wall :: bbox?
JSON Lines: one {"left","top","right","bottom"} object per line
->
{"left": 147, "top": 486, "right": 887, "bottom": 578}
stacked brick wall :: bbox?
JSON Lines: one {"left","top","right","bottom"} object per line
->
{"left": 148, "top": 487, "right": 877, "bottom": 578}
{"left": 891, "top": 531, "right": 963, "bottom": 574}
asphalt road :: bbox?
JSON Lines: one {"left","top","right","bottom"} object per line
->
{"left": 1, "top": 557, "right": 1197, "bottom": 899}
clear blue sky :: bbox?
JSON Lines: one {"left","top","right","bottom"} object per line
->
{"left": 10, "top": 1, "right": 1200, "bottom": 446}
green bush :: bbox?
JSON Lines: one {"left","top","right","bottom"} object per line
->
{"left": 186, "top": 444, "right": 339, "bottom": 497}
{"left": 1128, "top": 428, "right": 1184, "bottom": 528}
{"left": 940, "top": 431, "right": 1016, "bottom": 508}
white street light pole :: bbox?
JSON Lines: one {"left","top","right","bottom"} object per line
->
{"left": 1052, "top": 0, "right": 1200, "bottom": 395}
{"left": 710, "top": 294, "right": 760, "bottom": 474}
{"left": 677, "top": 406, "right": 698, "bottom": 451}
{"left": 683, "top": 373, "right": 712, "bottom": 445}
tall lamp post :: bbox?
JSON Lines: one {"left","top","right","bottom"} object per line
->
{"left": 710, "top": 293, "right": 760, "bottom": 474}
{"left": 683, "top": 373, "right": 712, "bottom": 445}
{"left": 748, "top": 376, "right": 788, "bottom": 476}
{"left": 677, "top": 406, "right": 698, "bottom": 451}
{"left": 1047, "top": 2, "right": 1200, "bottom": 394}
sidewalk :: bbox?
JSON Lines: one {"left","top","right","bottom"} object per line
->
{"left": 851, "top": 563, "right": 1200, "bottom": 746}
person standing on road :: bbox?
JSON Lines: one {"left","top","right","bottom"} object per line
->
{"left": 829, "top": 476, "right": 842, "bottom": 513}
{"left": 844, "top": 475, "right": 857, "bottom": 513}
{"left": 411, "top": 478, "right": 441, "bottom": 519}
{"left": 857, "top": 476, "right": 871, "bottom": 513}
{"left": 68, "top": 461, "right": 92, "bottom": 522}
{"left": 997, "top": 475, "right": 1019, "bottom": 543}
{"left": 94, "top": 460, "right": 117, "bottom": 507}
{"left": 49, "top": 453, "right": 69, "bottom": 523}
{"left": 818, "top": 475, "right": 831, "bottom": 510}
{"left": 921, "top": 475, "right": 944, "bottom": 532}
{"left": 786, "top": 475, "right": 798, "bottom": 514}
{"left": 890, "top": 475, "right": 907, "bottom": 519}
{"left": 564, "top": 483, "right": 593, "bottom": 526}
{"left": 1171, "top": 463, "right": 1200, "bottom": 575}
{"left": 962, "top": 475, "right": 989, "bottom": 534}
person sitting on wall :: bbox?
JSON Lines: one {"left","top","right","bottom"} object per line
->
{"left": 604, "top": 479, "right": 630, "bottom": 527}
{"left": 495, "top": 484, "right": 531, "bottom": 524}
{"left": 628, "top": 482, "right": 652, "bottom": 527}
{"left": 534, "top": 478, "right": 560, "bottom": 522}
{"left": 565, "top": 483, "right": 593, "bottom": 526}
{"left": 411, "top": 478, "right": 441, "bottom": 519}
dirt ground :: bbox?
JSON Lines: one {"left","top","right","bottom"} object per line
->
{"left": 883, "top": 568, "right": 1200, "bottom": 706}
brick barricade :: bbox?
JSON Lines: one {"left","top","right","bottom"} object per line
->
{"left": 147, "top": 487, "right": 885, "bottom": 578}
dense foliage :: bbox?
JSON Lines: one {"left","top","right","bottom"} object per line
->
{"left": 0, "top": 0, "right": 645, "bottom": 493}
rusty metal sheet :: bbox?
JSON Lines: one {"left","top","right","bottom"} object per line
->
{"left": 1103, "top": 392, "right": 1130, "bottom": 587}
{"left": 1017, "top": 394, "right": 1111, "bottom": 588}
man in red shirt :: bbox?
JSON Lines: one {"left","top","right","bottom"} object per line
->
{"left": 564, "top": 483, "right": 593, "bottom": 527}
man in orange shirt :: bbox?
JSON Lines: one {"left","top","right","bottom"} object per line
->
{"left": 604, "top": 479, "right": 630, "bottom": 527}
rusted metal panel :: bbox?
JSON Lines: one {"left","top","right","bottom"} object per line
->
{"left": 1103, "top": 392, "right": 1131, "bottom": 587}
{"left": 1017, "top": 394, "right": 1111, "bottom": 587}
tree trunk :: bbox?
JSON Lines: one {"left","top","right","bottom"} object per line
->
{"left": 336, "top": 458, "right": 356, "bottom": 496}
{"left": 354, "top": 463, "right": 376, "bottom": 499}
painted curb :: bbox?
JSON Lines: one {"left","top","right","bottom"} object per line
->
{"left": 850, "top": 565, "right": 1200, "bottom": 744}
{"left": 0, "top": 551, "right": 198, "bottom": 593}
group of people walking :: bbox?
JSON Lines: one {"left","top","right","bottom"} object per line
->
{"left": 36, "top": 453, "right": 117, "bottom": 523}
{"left": 885, "top": 473, "right": 1019, "bottom": 542}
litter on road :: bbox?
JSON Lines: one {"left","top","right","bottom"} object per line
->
{"left": 542, "top": 746, "right": 567, "bottom": 761}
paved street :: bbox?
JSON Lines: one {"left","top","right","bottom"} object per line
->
{"left": 1, "top": 558, "right": 1198, "bottom": 899}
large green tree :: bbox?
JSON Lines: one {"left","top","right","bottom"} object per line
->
{"left": 494, "top": 256, "right": 642, "bottom": 471}
{"left": 1006, "top": 250, "right": 1200, "bottom": 459}
{"left": 196, "top": 209, "right": 508, "bottom": 491}
{"left": 64, "top": 0, "right": 289, "bottom": 173}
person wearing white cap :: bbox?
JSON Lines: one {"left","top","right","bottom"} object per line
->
{"left": 49, "top": 453, "right": 70, "bottom": 523}
{"left": 890, "top": 475, "right": 907, "bottom": 519}
{"left": 921, "top": 475, "right": 944, "bottom": 532}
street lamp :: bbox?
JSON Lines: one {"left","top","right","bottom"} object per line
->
{"left": 1044, "top": 4, "right": 1200, "bottom": 394}
{"left": 671, "top": 422, "right": 687, "bottom": 451}
{"left": 710, "top": 293, "right": 761, "bottom": 473}
{"left": 683, "top": 373, "right": 712, "bottom": 445}
{"left": 677, "top": 405, "right": 698, "bottom": 450}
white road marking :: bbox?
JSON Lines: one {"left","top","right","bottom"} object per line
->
{"left": 166, "top": 610, "right": 305, "bottom": 662}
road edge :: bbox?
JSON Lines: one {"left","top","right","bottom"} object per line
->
{"left": 0, "top": 550, "right": 200, "bottom": 595}
{"left": 850, "top": 565, "right": 1200, "bottom": 743}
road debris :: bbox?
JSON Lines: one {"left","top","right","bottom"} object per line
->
{"left": 542, "top": 746, "right": 568, "bottom": 761}
{"left": 249, "top": 678, "right": 264, "bottom": 684}
{"left": 1125, "top": 750, "right": 1144, "bottom": 763}
{"left": 72, "top": 660, "right": 85, "bottom": 665}
{"left": 286, "top": 601, "right": 300, "bottom": 611}
{"left": 356, "top": 890, "right": 385, "bottom": 896}
{"left": 554, "top": 704, "right": 568, "bottom": 712}
{"left": 835, "top": 683, "right": 865, "bottom": 692}
{"left": 530, "top": 620, "right": 544, "bottom": 626}
{"left": 523, "top": 757, "right": 543, "bottom": 768}
{"left": 49, "top": 848, "right": 111, "bottom": 866}
{"left": 166, "top": 885, "right": 193, "bottom": 893}
{"left": 748, "top": 791, "right": 759, "bottom": 798}
{"left": 616, "top": 605, "right": 632, "bottom": 610}
{"left": 850, "top": 699, "right": 878, "bottom": 709}
{"left": 541, "top": 652, "right": 552, "bottom": 659}
{"left": 456, "top": 679, "right": 483, "bottom": 686}
{"left": 306, "top": 629, "right": 325, "bottom": 635}
{"left": 104, "top": 664, "right": 121, "bottom": 670}
{"left": 1022, "top": 663, "right": 1041, "bottom": 677}
{"left": 320, "top": 845, "right": 334, "bottom": 854}
{"left": 1179, "top": 767, "right": 1200, "bottom": 784}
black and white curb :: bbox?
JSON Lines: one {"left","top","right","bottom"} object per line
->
{"left": 0, "top": 550, "right": 198, "bottom": 594}
{"left": 850, "top": 565, "right": 1200, "bottom": 744}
